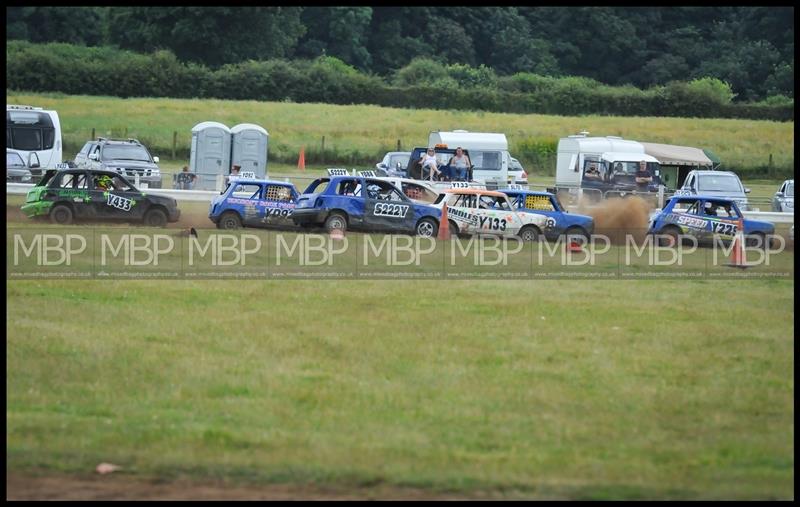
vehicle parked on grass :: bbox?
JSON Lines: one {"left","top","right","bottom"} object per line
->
{"left": 7, "top": 104, "right": 62, "bottom": 179}
{"left": 6, "top": 150, "right": 33, "bottom": 183}
{"left": 292, "top": 176, "right": 442, "bottom": 237}
{"left": 509, "top": 157, "right": 528, "bottom": 185}
{"left": 428, "top": 130, "right": 524, "bottom": 186}
{"left": 376, "top": 151, "right": 412, "bottom": 177}
{"left": 74, "top": 137, "right": 163, "bottom": 189}
{"left": 556, "top": 133, "right": 663, "bottom": 194}
{"left": 500, "top": 188, "right": 594, "bottom": 241}
{"left": 674, "top": 170, "right": 750, "bottom": 211}
{"left": 647, "top": 195, "right": 773, "bottom": 248}
{"left": 772, "top": 179, "right": 794, "bottom": 212}
{"left": 209, "top": 178, "right": 299, "bottom": 230}
{"left": 21, "top": 168, "right": 180, "bottom": 226}
{"left": 432, "top": 188, "right": 550, "bottom": 241}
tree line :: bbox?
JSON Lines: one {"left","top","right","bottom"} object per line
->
{"left": 6, "top": 6, "right": 794, "bottom": 103}
{"left": 6, "top": 41, "right": 793, "bottom": 122}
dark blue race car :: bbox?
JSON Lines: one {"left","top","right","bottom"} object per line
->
{"left": 209, "top": 178, "right": 299, "bottom": 229}
{"left": 500, "top": 188, "right": 595, "bottom": 241}
{"left": 292, "top": 176, "right": 443, "bottom": 237}
{"left": 648, "top": 195, "right": 774, "bottom": 247}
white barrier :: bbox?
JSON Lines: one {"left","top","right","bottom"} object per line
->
{"left": 7, "top": 182, "right": 220, "bottom": 202}
{"left": 7, "top": 182, "right": 795, "bottom": 224}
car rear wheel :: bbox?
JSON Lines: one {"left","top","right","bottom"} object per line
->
{"left": 518, "top": 225, "right": 540, "bottom": 242}
{"left": 218, "top": 211, "right": 242, "bottom": 230}
{"left": 325, "top": 212, "right": 347, "bottom": 233}
{"left": 415, "top": 217, "right": 438, "bottom": 237}
{"left": 143, "top": 208, "right": 168, "bottom": 228}
{"left": 50, "top": 204, "right": 74, "bottom": 225}
{"left": 745, "top": 232, "right": 769, "bottom": 250}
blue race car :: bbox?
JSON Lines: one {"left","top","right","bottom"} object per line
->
{"left": 292, "top": 176, "right": 443, "bottom": 237}
{"left": 209, "top": 178, "right": 299, "bottom": 229}
{"left": 500, "top": 188, "right": 595, "bottom": 241}
{"left": 648, "top": 195, "right": 774, "bottom": 247}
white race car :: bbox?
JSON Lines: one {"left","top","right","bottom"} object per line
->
{"left": 433, "top": 188, "right": 550, "bottom": 241}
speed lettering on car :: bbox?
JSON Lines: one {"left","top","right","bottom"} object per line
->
{"left": 374, "top": 203, "right": 409, "bottom": 218}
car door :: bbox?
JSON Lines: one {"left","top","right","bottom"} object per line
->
{"left": 363, "top": 178, "right": 415, "bottom": 232}
{"left": 52, "top": 171, "right": 95, "bottom": 219}
{"left": 259, "top": 183, "right": 297, "bottom": 228}
{"left": 518, "top": 193, "right": 560, "bottom": 235}
{"left": 703, "top": 199, "right": 739, "bottom": 241}
{"left": 91, "top": 173, "right": 140, "bottom": 220}
{"left": 476, "top": 194, "right": 515, "bottom": 236}
{"left": 446, "top": 192, "right": 479, "bottom": 234}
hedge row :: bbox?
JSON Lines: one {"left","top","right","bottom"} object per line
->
{"left": 6, "top": 41, "right": 794, "bottom": 121}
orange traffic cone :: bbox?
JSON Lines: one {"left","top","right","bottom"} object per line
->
{"left": 437, "top": 203, "right": 450, "bottom": 240}
{"left": 726, "top": 217, "right": 751, "bottom": 269}
{"left": 567, "top": 239, "right": 583, "bottom": 253}
{"left": 297, "top": 146, "right": 305, "bottom": 171}
{"left": 330, "top": 227, "right": 345, "bottom": 240}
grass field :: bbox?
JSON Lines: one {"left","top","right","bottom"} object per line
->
{"left": 5, "top": 91, "right": 795, "bottom": 499}
{"left": 6, "top": 91, "right": 794, "bottom": 176}
{"left": 6, "top": 278, "right": 794, "bottom": 499}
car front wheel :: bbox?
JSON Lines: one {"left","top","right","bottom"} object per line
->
{"left": 325, "top": 212, "right": 347, "bottom": 233}
{"left": 50, "top": 204, "right": 74, "bottom": 225}
{"left": 415, "top": 217, "right": 438, "bottom": 237}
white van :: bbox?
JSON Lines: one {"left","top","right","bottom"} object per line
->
{"left": 428, "top": 130, "right": 526, "bottom": 187}
{"left": 6, "top": 104, "right": 63, "bottom": 178}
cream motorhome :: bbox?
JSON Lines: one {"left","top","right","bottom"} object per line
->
{"left": 556, "top": 133, "right": 662, "bottom": 193}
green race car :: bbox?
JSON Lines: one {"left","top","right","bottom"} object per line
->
{"left": 21, "top": 169, "right": 180, "bottom": 227}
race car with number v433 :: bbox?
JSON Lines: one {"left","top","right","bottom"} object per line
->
{"left": 647, "top": 195, "right": 774, "bottom": 248}
{"left": 291, "top": 175, "right": 443, "bottom": 237}
{"left": 209, "top": 178, "right": 299, "bottom": 230}
{"left": 21, "top": 168, "right": 180, "bottom": 226}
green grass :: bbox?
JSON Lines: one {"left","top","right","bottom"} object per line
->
{"left": 5, "top": 277, "right": 795, "bottom": 499}
{"left": 6, "top": 91, "right": 794, "bottom": 177}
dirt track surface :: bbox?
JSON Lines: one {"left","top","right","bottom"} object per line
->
{"left": 6, "top": 473, "right": 505, "bottom": 500}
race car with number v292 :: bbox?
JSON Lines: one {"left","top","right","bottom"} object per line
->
{"left": 21, "top": 168, "right": 180, "bottom": 226}
{"left": 291, "top": 175, "right": 443, "bottom": 237}
{"left": 209, "top": 178, "right": 299, "bottom": 230}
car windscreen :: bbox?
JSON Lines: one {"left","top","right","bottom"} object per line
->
{"left": 389, "top": 154, "right": 410, "bottom": 168}
{"left": 698, "top": 174, "right": 743, "bottom": 193}
{"left": 786, "top": 182, "right": 794, "bottom": 197}
{"left": 102, "top": 145, "right": 151, "bottom": 162}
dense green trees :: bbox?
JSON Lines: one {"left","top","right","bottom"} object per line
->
{"left": 6, "top": 6, "right": 794, "bottom": 102}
